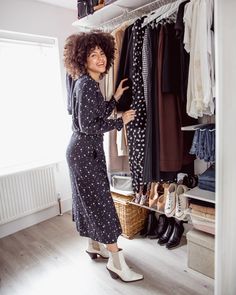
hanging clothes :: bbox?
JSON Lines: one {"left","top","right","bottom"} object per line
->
{"left": 157, "top": 24, "right": 183, "bottom": 172}
{"left": 66, "top": 73, "right": 77, "bottom": 115}
{"left": 142, "top": 26, "right": 154, "bottom": 183}
{"left": 184, "top": 0, "right": 215, "bottom": 118}
{"left": 115, "top": 24, "right": 134, "bottom": 112}
{"left": 103, "top": 22, "right": 131, "bottom": 173}
{"left": 142, "top": 25, "right": 161, "bottom": 183}
{"left": 174, "top": 0, "right": 190, "bottom": 102}
{"left": 126, "top": 18, "right": 147, "bottom": 192}
{"left": 112, "top": 23, "right": 130, "bottom": 157}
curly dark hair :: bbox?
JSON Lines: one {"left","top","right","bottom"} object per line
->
{"left": 63, "top": 31, "right": 115, "bottom": 80}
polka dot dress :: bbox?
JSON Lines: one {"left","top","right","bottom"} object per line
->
{"left": 127, "top": 19, "right": 147, "bottom": 193}
{"left": 66, "top": 74, "right": 123, "bottom": 244}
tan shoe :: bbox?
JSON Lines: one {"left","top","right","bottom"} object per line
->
{"left": 149, "top": 182, "right": 159, "bottom": 208}
{"left": 157, "top": 183, "right": 169, "bottom": 211}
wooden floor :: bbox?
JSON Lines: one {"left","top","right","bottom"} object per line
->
{"left": 0, "top": 213, "right": 214, "bottom": 295}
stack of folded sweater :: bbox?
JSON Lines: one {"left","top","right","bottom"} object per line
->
{"left": 189, "top": 203, "right": 215, "bottom": 235}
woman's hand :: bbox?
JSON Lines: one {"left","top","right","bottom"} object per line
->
{"left": 122, "top": 109, "right": 136, "bottom": 125}
{"left": 114, "top": 78, "right": 129, "bottom": 101}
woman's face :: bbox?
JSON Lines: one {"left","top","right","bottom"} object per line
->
{"left": 86, "top": 46, "right": 107, "bottom": 76}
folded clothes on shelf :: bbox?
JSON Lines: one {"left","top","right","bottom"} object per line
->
{"left": 189, "top": 203, "right": 215, "bottom": 215}
{"left": 191, "top": 209, "right": 215, "bottom": 220}
{"left": 198, "top": 165, "right": 215, "bottom": 192}
{"left": 190, "top": 214, "right": 215, "bottom": 235}
{"left": 189, "top": 124, "right": 215, "bottom": 162}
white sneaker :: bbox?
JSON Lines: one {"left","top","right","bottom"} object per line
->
{"left": 164, "top": 183, "right": 177, "bottom": 217}
{"left": 175, "top": 185, "right": 189, "bottom": 220}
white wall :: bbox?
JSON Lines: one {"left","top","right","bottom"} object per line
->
{"left": 0, "top": 0, "right": 78, "bottom": 237}
{"left": 215, "top": 0, "right": 236, "bottom": 294}
{"left": 0, "top": 0, "right": 77, "bottom": 105}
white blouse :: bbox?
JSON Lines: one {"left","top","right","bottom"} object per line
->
{"left": 184, "top": 0, "right": 215, "bottom": 118}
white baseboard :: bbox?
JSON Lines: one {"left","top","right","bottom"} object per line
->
{"left": 0, "top": 197, "right": 72, "bottom": 239}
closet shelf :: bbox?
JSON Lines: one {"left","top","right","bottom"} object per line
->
{"left": 72, "top": 0, "right": 176, "bottom": 29}
{"left": 181, "top": 124, "right": 214, "bottom": 131}
{"left": 128, "top": 201, "right": 189, "bottom": 221}
{"left": 184, "top": 187, "right": 215, "bottom": 204}
{"left": 73, "top": 1, "right": 122, "bottom": 28}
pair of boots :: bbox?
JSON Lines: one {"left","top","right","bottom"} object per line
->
{"left": 157, "top": 216, "right": 185, "bottom": 249}
{"left": 140, "top": 213, "right": 184, "bottom": 249}
{"left": 86, "top": 239, "right": 143, "bottom": 282}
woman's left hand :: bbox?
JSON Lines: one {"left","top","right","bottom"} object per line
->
{"left": 114, "top": 78, "right": 129, "bottom": 101}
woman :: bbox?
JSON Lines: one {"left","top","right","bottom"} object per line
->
{"left": 63, "top": 32, "right": 143, "bottom": 282}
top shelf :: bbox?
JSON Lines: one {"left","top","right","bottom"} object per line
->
{"left": 184, "top": 187, "right": 215, "bottom": 204}
{"left": 72, "top": 0, "right": 169, "bottom": 29}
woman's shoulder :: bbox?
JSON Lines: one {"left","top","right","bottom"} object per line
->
{"left": 75, "top": 74, "right": 98, "bottom": 91}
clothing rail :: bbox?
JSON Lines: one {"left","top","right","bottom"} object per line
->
{"left": 142, "top": 0, "right": 185, "bottom": 27}
{"left": 96, "top": 0, "right": 177, "bottom": 31}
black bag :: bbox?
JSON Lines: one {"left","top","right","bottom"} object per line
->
{"left": 88, "top": 0, "right": 99, "bottom": 14}
{"left": 77, "top": 0, "right": 90, "bottom": 19}
{"left": 77, "top": 1, "right": 100, "bottom": 18}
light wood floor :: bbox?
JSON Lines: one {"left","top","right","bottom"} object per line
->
{"left": 0, "top": 213, "right": 214, "bottom": 295}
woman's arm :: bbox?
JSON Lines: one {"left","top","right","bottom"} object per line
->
{"left": 96, "top": 78, "right": 129, "bottom": 119}
{"left": 77, "top": 80, "right": 123, "bottom": 135}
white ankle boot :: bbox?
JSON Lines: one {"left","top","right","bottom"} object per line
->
{"left": 106, "top": 250, "right": 143, "bottom": 282}
{"left": 86, "top": 239, "right": 109, "bottom": 259}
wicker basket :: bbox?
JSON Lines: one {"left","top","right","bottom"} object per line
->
{"left": 111, "top": 192, "right": 148, "bottom": 239}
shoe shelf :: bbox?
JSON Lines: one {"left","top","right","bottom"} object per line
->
{"left": 128, "top": 201, "right": 188, "bottom": 221}
{"left": 128, "top": 200, "right": 162, "bottom": 213}
{"left": 183, "top": 187, "right": 215, "bottom": 204}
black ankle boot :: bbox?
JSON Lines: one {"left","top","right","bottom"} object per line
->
{"left": 166, "top": 220, "right": 184, "bottom": 249}
{"left": 148, "top": 214, "right": 168, "bottom": 239}
{"left": 146, "top": 211, "right": 159, "bottom": 237}
{"left": 158, "top": 217, "right": 175, "bottom": 245}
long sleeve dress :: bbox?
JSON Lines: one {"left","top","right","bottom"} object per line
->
{"left": 66, "top": 73, "right": 123, "bottom": 244}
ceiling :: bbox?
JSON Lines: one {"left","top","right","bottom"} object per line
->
{"left": 35, "top": 0, "right": 77, "bottom": 10}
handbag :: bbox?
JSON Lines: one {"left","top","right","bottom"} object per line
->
{"left": 88, "top": 0, "right": 99, "bottom": 14}
{"left": 111, "top": 175, "right": 133, "bottom": 192}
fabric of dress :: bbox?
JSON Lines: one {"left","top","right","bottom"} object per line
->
{"left": 142, "top": 27, "right": 153, "bottom": 183}
{"left": 127, "top": 18, "right": 147, "bottom": 192}
{"left": 66, "top": 74, "right": 123, "bottom": 244}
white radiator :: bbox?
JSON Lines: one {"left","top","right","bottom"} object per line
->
{"left": 0, "top": 165, "right": 57, "bottom": 225}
